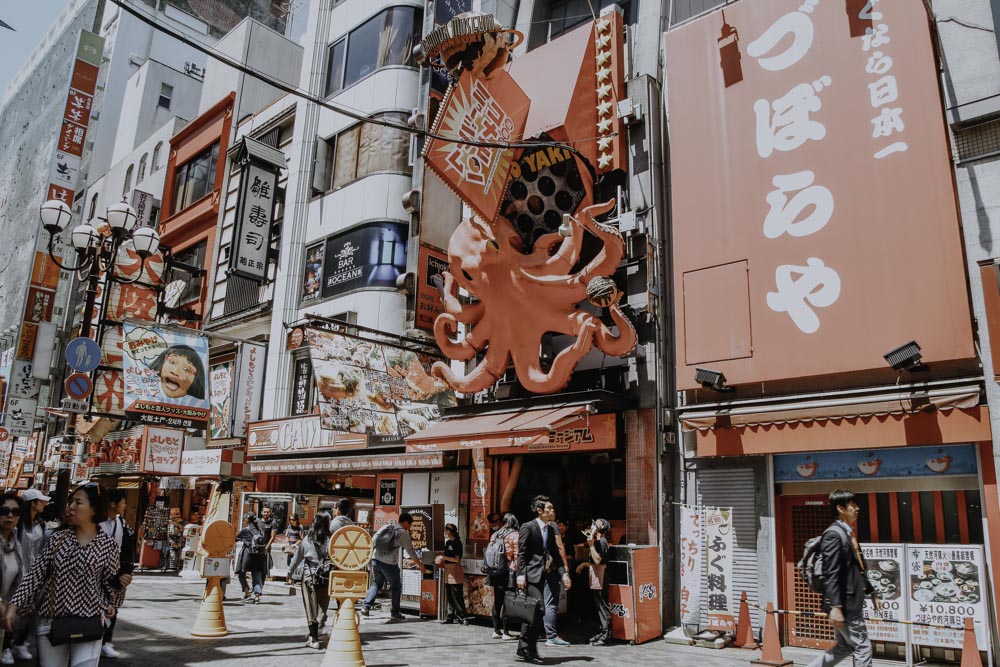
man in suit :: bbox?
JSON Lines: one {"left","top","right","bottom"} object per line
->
{"left": 516, "top": 495, "right": 571, "bottom": 664}
{"left": 808, "top": 489, "right": 881, "bottom": 667}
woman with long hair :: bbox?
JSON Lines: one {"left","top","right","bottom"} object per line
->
{"left": 438, "top": 523, "right": 469, "bottom": 625}
{"left": 487, "top": 512, "right": 519, "bottom": 640}
{"left": 3, "top": 483, "right": 122, "bottom": 667}
{"left": 0, "top": 492, "right": 24, "bottom": 664}
{"left": 235, "top": 512, "right": 267, "bottom": 604}
{"left": 288, "top": 511, "right": 333, "bottom": 649}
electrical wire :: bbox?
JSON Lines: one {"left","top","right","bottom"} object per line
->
{"left": 108, "top": 0, "right": 615, "bottom": 171}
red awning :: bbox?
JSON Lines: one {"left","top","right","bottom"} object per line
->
{"left": 404, "top": 406, "right": 590, "bottom": 453}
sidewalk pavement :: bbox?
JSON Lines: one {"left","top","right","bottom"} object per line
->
{"left": 64, "top": 574, "right": 907, "bottom": 667}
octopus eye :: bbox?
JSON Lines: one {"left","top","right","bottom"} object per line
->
{"left": 462, "top": 269, "right": 474, "bottom": 282}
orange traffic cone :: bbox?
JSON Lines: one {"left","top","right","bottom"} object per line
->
{"left": 734, "top": 592, "right": 755, "bottom": 649}
{"left": 750, "top": 603, "right": 791, "bottom": 667}
{"left": 960, "top": 617, "right": 984, "bottom": 667}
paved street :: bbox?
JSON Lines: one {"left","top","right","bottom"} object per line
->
{"left": 46, "top": 574, "right": 898, "bottom": 667}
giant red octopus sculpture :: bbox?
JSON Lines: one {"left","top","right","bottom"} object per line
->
{"left": 431, "top": 198, "right": 637, "bottom": 394}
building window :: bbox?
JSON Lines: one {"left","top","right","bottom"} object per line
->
{"left": 171, "top": 142, "right": 220, "bottom": 214}
{"left": 158, "top": 83, "right": 173, "bottom": 110}
{"left": 324, "top": 6, "right": 422, "bottom": 96}
{"left": 152, "top": 142, "right": 163, "bottom": 171}
{"left": 123, "top": 165, "right": 134, "bottom": 198}
{"left": 312, "top": 113, "right": 410, "bottom": 196}
{"left": 87, "top": 194, "right": 98, "bottom": 221}
{"left": 138, "top": 153, "right": 148, "bottom": 182}
{"left": 171, "top": 241, "right": 207, "bottom": 309}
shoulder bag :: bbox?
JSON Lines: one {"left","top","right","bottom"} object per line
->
{"left": 310, "top": 540, "right": 332, "bottom": 587}
{"left": 47, "top": 535, "right": 105, "bottom": 646}
{"left": 503, "top": 588, "right": 541, "bottom": 625}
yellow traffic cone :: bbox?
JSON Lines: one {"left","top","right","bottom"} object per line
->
{"left": 191, "top": 577, "right": 228, "bottom": 637}
{"left": 321, "top": 598, "right": 366, "bottom": 667}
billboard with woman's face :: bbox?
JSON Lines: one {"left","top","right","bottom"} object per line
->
{"left": 121, "top": 323, "right": 210, "bottom": 428}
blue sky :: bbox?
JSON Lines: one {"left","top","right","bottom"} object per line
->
{"left": 0, "top": 1, "right": 70, "bottom": 97}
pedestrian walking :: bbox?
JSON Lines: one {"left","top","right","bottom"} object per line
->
{"left": 283, "top": 514, "right": 303, "bottom": 575}
{"left": 12, "top": 488, "right": 50, "bottom": 661}
{"left": 235, "top": 513, "right": 267, "bottom": 604}
{"left": 515, "top": 495, "right": 569, "bottom": 665}
{"left": 330, "top": 499, "right": 353, "bottom": 533}
{"left": 581, "top": 518, "right": 611, "bottom": 646}
{"left": 259, "top": 507, "right": 277, "bottom": 578}
{"left": 360, "top": 512, "right": 427, "bottom": 620}
{"left": 289, "top": 510, "right": 333, "bottom": 650}
{"left": 438, "top": 523, "right": 469, "bottom": 625}
{"left": 542, "top": 515, "right": 571, "bottom": 648}
{"left": 0, "top": 493, "right": 25, "bottom": 665}
{"left": 3, "top": 482, "right": 123, "bottom": 667}
{"left": 486, "top": 512, "right": 519, "bottom": 640}
{"left": 807, "top": 489, "right": 881, "bottom": 667}
{"left": 98, "top": 489, "right": 135, "bottom": 659}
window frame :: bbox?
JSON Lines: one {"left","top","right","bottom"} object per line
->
{"left": 158, "top": 83, "right": 173, "bottom": 110}
{"left": 323, "top": 5, "right": 422, "bottom": 97}
{"left": 123, "top": 164, "right": 134, "bottom": 198}
{"left": 171, "top": 142, "right": 220, "bottom": 215}
{"left": 312, "top": 112, "right": 411, "bottom": 198}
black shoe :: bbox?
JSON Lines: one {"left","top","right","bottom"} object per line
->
{"left": 590, "top": 638, "right": 609, "bottom": 646}
{"left": 517, "top": 655, "right": 544, "bottom": 665}
{"left": 459, "top": 618, "right": 470, "bottom": 626}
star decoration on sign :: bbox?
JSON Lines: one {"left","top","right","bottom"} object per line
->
{"left": 596, "top": 51, "right": 611, "bottom": 66}
{"left": 597, "top": 137, "right": 613, "bottom": 151}
{"left": 597, "top": 117, "right": 613, "bottom": 134}
{"left": 598, "top": 154, "right": 613, "bottom": 169}
{"left": 597, "top": 101, "right": 613, "bottom": 117}
{"left": 597, "top": 83, "right": 612, "bottom": 100}
{"left": 597, "top": 67, "right": 612, "bottom": 83}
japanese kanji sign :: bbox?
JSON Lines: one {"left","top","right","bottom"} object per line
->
{"left": 666, "top": 0, "right": 974, "bottom": 390}
{"left": 908, "top": 544, "right": 988, "bottom": 651}
{"left": 230, "top": 162, "right": 276, "bottom": 282}
{"left": 678, "top": 505, "right": 703, "bottom": 626}
{"left": 140, "top": 426, "right": 184, "bottom": 475}
{"left": 860, "top": 543, "right": 905, "bottom": 643}
{"left": 705, "top": 507, "right": 734, "bottom": 631}
{"left": 424, "top": 69, "right": 530, "bottom": 223}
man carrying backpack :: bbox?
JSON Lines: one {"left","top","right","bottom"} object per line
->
{"left": 360, "top": 513, "right": 427, "bottom": 620}
{"left": 806, "top": 489, "right": 882, "bottom": 667}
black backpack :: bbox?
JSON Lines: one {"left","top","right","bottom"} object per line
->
{"left": 797, "top": 524, "right": 849, "bottom": 594}
{"left": 482, "top": 529, "right": 510, "bottom": 575}
{"left": 250, "top": 525, "right": 268, "bottom": 555}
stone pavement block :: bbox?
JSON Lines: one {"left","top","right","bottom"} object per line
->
{"left": 95, "top": 575, "right": 903, "bottom": 667}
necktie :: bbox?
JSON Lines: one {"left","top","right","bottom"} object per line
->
{"left": 542, "top": 523, "right": 548, "bottom": 549}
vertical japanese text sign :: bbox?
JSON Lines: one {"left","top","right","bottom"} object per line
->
{"left": 678, "top": 505, "right": 703, "bottom": 626}
{"left": 229, "top": 143, "right": 278, "bottom": 282}
{"left": 705, "top": 507, "right": 734, "bottom": 631}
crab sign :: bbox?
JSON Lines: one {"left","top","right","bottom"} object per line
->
{"left": 431, "top": 198, "right": 637, "bottom": 394}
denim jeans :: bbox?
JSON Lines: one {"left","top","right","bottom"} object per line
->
{"left": 238, "top": 569, "right": 264, "bottom": 595}
{"left": 806, "top": 617, "right": 873, "bottom": 667}
{"left": 363, "top": 560, "right": 402, "bottom": 614}
{"left": 542, "top": 574, "right": 561, "bottom": 638}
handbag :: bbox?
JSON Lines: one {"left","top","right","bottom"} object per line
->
{"left": 45, "top": 541, "right": 104, "bottom": 646}
{"left": 503, "top": 589, "right": 541, "bottom": 625}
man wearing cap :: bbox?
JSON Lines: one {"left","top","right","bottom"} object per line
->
{"left": 12, "top": 489, "right": 51, "bottom": 661}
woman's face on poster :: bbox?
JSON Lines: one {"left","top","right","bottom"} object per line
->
{"left": 161, "top": 353, "right": 197, "bottom": 398}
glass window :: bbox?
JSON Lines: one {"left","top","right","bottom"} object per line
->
{"left": 324, "top": 6, "right": 422, "bottom": 96}
{"left": 171, "top": 142, "right": 220, "bottom": 214}
{"left": 138, "top": 154, "right": 148, "bottom": 182}
{"left": 152, "top": 142, "right": 163, "bottom": 171}
{"left": 123, "top": 165, "right": 134, "bottom": 198}
{"left": 158, "top": 83, "right": 173, "bottom": 110}
{"left": 172, "top": 241, "right": 207, "bottom": 307}
{"left": 328, "top": 113, "right": 410, "bottom": 192}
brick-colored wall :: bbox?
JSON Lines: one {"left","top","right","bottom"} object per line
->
{"left": 626, "top": 408, "right": 658, "bottom": 544}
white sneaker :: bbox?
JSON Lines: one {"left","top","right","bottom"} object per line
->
{"left": 1, "top": 648, "right": 13, "bottom": 665}
{"left": 101, "top": 643, "right": 120, "bottom": 659}
{"left": 10, "top": 645, "right": 31, "bottom": 660}
{"left": 491, "top": 632, "right": 502, "bottom": 639}
{"left": 305, "top": 639, "right": 321, "bottom": 650}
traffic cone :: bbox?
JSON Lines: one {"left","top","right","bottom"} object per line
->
{"left": 960, "top": 617, "right": 984, "bottom": 667}
{"left": 191, "top": 577, "right": 227, "bottom": 637}
{"left": 734, "top": 592, "right": 755, "bottom": 649}
{"left": 321, "top": 598, "right": 366, "bottom": 667}
{"left": 750, "top": 603, "right": 791, "bottom": 667}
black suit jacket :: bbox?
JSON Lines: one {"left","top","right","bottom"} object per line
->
{"left": 517, "top": 519, "right": 565, "bottom": 584}
{"left": 819, "top": 523, "right": 867, "bottom": 618}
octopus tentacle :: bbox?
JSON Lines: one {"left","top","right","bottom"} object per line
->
{"left": 514, "top": 319, "right": 597, "bottom": 394}
{"left": 433, "top": 314, "right": 491, "bottom": 362}
{"left": 575, "top": 198, "right": 625, "bottom": 284}
{"left": 514, "top": 230, "right": 583, "bottom": 275}
{"left": 440, "top": 272, "right": 485, "bottom": 324}
{"left": 431, "top": 343, "right": 510, "bottom": 394}
{"left": 593, "top": 304, "right": 638, "bottom": 357}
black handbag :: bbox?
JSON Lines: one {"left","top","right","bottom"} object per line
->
{"left": 503, "top": 589, "right": 541, "bottom": 625}
{"left": 48, "top": 615, "right": 105, "bottom": 646}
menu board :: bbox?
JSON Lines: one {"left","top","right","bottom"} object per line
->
{"left": 860, "top": 543, "right": 906, "bottom": 643}
{"left": 908, "top": 545, "right": 988, "bottom": 650}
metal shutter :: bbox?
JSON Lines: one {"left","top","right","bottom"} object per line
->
{"left": 696, "top": 466, "right": 759, "bottom": 633}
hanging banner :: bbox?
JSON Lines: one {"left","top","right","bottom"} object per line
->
{"left": 415, "top": 245, "right": 448, "bottom": 331}
{"left": 209, "top": 362, "right": 234, "bottom": 440}
{"left": 678, "top": 505, "right": 704, "bottom": 626}
{"left": 705, "top": 507, "right": 735, "bottom": 631}
{"left": 304, "top": 328, "right": 455, "bottom": 443}
{"left": 907, "top": 544, "right": 989, "bottom": 650}
{"left": 229, "top": 163, "right": 277, "bottom": 282}
{"left": 130, "top": 189, "right": 159, "bottom": 228}
{"left": 232, "top": 342, "right": 265, "bottom": 437}
{"left": 121, "top": 323, "right": 210, "bottom": 428}
{"left": 140, "top": 426, "right": 184, "bottom": 475}
{"left": 469, "top": 449, "right": 490, "bottom": 541}
{"left": 860, "top": 543, "right": 906, "bottom": 643}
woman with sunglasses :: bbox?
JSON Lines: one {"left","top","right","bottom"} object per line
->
{"left": 2, "top": 483, "right": 123, "bottom": 667}
{"left": 0, "top": 493, "right": 24, "bottom": 665}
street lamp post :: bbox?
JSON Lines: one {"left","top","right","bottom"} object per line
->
{"left": 38, "top": 198, "right": 161, "bottom": 512}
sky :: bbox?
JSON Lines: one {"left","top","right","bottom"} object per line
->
{"left": 0, "top": 0, "right": 70, "bottom": 98}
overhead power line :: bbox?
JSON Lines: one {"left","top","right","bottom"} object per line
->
{"left": 108, "top": 0, "right": 611, "bottom": 172}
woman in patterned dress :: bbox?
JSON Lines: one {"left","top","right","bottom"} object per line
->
{"left": 2, "top": 483, "right": 123, "bottom": 667}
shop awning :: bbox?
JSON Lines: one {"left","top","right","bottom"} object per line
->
{"left": 680, "top": 384, "right": 982, "bottom": 432}
{"left": 404, "top": 406, "right": 591, "bottom": 453}
{"left": 248, "top": 451, "right": 445, "bottom": 474}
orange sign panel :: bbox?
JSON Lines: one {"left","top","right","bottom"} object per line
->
{"left": 666, "top": 0, "right": 974, "bottom": 390}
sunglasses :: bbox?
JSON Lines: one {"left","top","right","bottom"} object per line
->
{"left": 0, "top": 507, "right": 21, "bottom": 517}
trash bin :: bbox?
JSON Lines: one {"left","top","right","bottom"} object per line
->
{"left": 606, "top": 545, "right": 661, "bottom": 644}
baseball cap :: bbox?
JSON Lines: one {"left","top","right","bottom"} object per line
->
{"left": 21, "top": 489, "right": 51, "bottom": 503}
